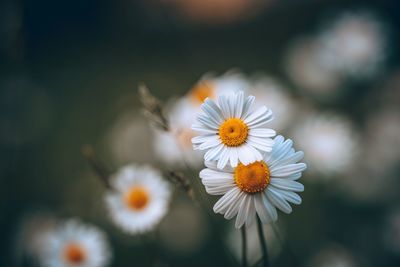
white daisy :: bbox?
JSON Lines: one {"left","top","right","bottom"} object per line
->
{"left": 251, "top": 76, "right": 296, "bottom": 132}
{"left": 200, "top": 135, "right": 306, "bottom": 228}
{"left": 105, "top": 164, "right": 172, "bottom": 234}
{"left": 192, "top": 91, "right": 276, "bottom": 169}
{"left": 318, "top": 11, "right": 386, "bottom": 78}
{"left": 292, "top": 113, "right": 358, "bottom": 176}
{"left": 153, "top": 98, "right": 204, "bottom": 168}
{"left": 40, "top": 219, "right": 111, "bottom": 267}
{"left": 187, "top": 71, "right": 249, "bottom": 106}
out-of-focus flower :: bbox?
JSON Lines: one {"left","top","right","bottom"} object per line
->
{"left": 308, "top": 244, "right": 360, "bottom": 267}
{"left": 158, "top": 200, "right": 210, "bottom": 255}
{"left": 200, "top": 135, "right": 306, "bottom": 228}
{"left": 40, "top": 219, "right": 111, "bottom": 267}
{"left": 284, "top": 37, "right": 341, "bottom": 96}
{"left": 192, "top": 91, "right": 276, "bottom": 169}
{"left": 105, "top": 113, "right": 154, "bottom": 165}
{"left": 158, "top": 0, "right": 270, "bottom": 25}
{"left": 226, "top": 222, "right": 280, "bottom": 265}
{"left": 292, "top": 113, "right": 358, "bottom": 177}
{"left": 188, "top": 71, "right": 250, "bottom": 107}
{"left": 14, "top": 213, "right": 57, "bottom": 265}
{"left": 105, "top": 165, "right": 171, "bottom": 234}
{"left": 318, "top": 11, "right": 387, "bottom": 78}
{"left": 153, "top": 98, "right": 204, "bottom": 168}
{"left": 251, "top": 76, "right": 297, "bottom": 132}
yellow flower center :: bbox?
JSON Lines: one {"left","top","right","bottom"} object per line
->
{"left": 189, "top": 81, "right": 214, "bottom": 104}
{"left": 234, "top": 161, "right": 270, "bottom": 193}
{"left": 219, "top": 118, "right": 248, "bottom": 146}
{"left": 124, "top": 186, "right": 150, "bottom": 210}
{"left": 63, "top": 243, "right": 86, "bottom": 264}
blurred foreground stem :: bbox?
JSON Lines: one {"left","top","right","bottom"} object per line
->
{"left": 82, "top": 145, "right": 112, "bottom": 189}
{"left": 256, "top": 216, "right": 269, "bottom": 267}
{"left": 241, "top": 227, "right": 247, "bottom": 267}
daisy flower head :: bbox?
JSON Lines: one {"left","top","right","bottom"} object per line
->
{"left": 188, "top": 71, "right": 250, "bottom": 106}
{"left": 105, "top": 164, "right": 172, "bottom": 234}
{"left": 200, "top": 135, "right": 306, "bottom": 228}
{"left": 153, "top": 97, "right": 204, "bottom": 168}
{"left": 40, "top": 219, "right": 111, "bottom": 267}
{"left": 192, "top": 90, "right": 276, "bottom": 169}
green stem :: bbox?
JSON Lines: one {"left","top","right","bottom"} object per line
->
{"left": 256, "top": 216, "right": 269, "bottom": 267}
{"left": 241, "top": 227, "right": 248, "bottom": 267}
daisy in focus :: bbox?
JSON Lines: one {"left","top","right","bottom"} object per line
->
{"left": 200, "top": 135, "right": 306, "bottom": 228}
{"left": 40, "top": 219, "right": 111, "bottom": 267}
{"left": 192, "top": 91, "right": 276, "bottom": 169}
{"left": 105, "top": 165, "right": 172, "bottom": 234}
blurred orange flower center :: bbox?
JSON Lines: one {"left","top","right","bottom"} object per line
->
{"left": 219, "top": 118, "right": 248, "bottom": 146}
{"left": 124, "top": 186, "right": 150, "bottom": 210}
{"left": 189, "top": 81, "right": 214, "bottom": 104}
{"left": 177, "top": 128, "right": 195, "bottom": 148}
{"left": 63, "top": 243, "right": 86, "bottom": 264}
{"left": 234, "top": 161, "right": 270, "bottom": 193}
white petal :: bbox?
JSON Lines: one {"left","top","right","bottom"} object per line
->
{"left": 270, "top": 178, "right": 304, "bottom": 192}
{"left": 247, "top": 136, "right": 274, "bottom": 152}
{"left": 245, "top": 198, "right": 256, "bottom": 227}
{"left": 270, "top": 163, "right": 307, "bottom": 178}
{"left": 202, "top": 99, "right": 224, "bottom": 123}
{"left": 249, "top": 128, "right": 276, "bottom": 138}
{"left": 218, "top": 95, "right": 230, "bottom": 119}
{"left": 262, "top": 193, "right": 278, "bottom": 221}
{"left": 244, "top": 106, "right": 273, "bottom": 127}
{"left": 272, "top": 189, "right": 302, "bottom": 205}
{"left": 234, "top": 91, "right": 244, "bottom": 118}
{"left": 205, "top": 184, "right": 236, "bottom": 195}
{"left": 197, "top": 114, "right": 219, "bottom": 129}
{"left": 225, "top": 191, "right": 245, "bottom": 219}
{"left": 204, "top": 143, "right": 224, "bottom": 161}
{"left": 213, "top": 187, "right": 241, "bottom": 214}
{"left": 217, "top": 147, "right": 230, "bottom": 169}
{"left": 229, "top": 147, "right": 239, "bottom": 168}
{"left": 270, "top": 151, "right": 304, "bottom": 169}
{"left": 254, "top": 193, "right": 272, "bottom": 224}
{"left": 235, "top": 194, "right": 251, "bottom": 228}
{"left": 241, "top": 95, "right": 255, "bottom": 119}
{"left": 266, "top": 187, "right": 292, "bottom": 214}
{"left": 199, "top": 136, "right": 221, "bottom": 150}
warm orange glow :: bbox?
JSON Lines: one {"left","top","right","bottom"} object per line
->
{"left": 189, "top": 81, "right": 214, "bottom": 104}
{"left": 63, "top": 243, "right": 86, "bottom": 264}
{"left": 124, "top": 186, "right": 150, "bottom": 210}
{"left": 234, "top": 161, "right": 270, "bottom": 193}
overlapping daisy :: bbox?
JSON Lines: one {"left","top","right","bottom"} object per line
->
{"left": 192, "top": 91, "right": 276, "bottom": 169}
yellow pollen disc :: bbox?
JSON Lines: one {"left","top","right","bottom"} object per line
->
{"left": 63, "top": 243, "right": 86, "bottom": 264}
{"left": 219, "top": 118, "right": 248, "bottom": 146}
{"left": 234, "top": 161, "right": 270, "bottom": 193}
{"left": 189, "top": 81, "right": 214, "bottom": 104}
{"left": 124, "top": 186, "right": 150, "bottom": 210}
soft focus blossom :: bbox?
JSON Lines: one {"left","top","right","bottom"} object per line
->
{"left": 39, "top": 219, "right": 111, "bottom": 267}
{"left": 192, "top": 91, "right": 276, "bottom": 169}
{"left": 292, "top": 112, "right": 358, "bottom": 177}
{"left": 318, "top": 11, "right": 387, "bottom": 78}
{"left": 284, "top": 37, "right": 342, "bottom": 96}
{"left": 250, "top": 76, "right": 297, "bottom": 132}
{"left": 200, "top": 135, "right": 306, "bottom": 228}
{"left": 308, "top": 244, "right": 360, "bottom": 267}
{"left": 105, "top": 165, "right": 172, "bottom": 234}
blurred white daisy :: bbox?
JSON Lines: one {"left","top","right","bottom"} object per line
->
{"left": 153, "top": 98, "right": 204, "bottom": 168}
{"left": 187, "top": 71, "right": 250, "bottom": 106}
{"left": 40, "top": 219, "right": 111, "bottom": 267}
{"left": 192, "top": 91, "right": 276, "bottom": 169}
{"left": 318, "top": 11, "right": 386, "bottom": 78}
{"left": 308, "top": 244, "right": 360, "bottom": 267}
{"left": 105, "top": 165, "right": 172, "bottom": 234}
{"left": 292, "top": 113, "right": 358, "bottom": 176}
{"left": 284, "top": 37, "right": 341, "bottom": 95}
{"left": 200, "top": 135, "right": 306, "bottom": 228}
{"left": 250, "top": 76, "right": 296, "bottom": 132}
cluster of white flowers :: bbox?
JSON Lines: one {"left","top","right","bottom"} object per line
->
{"left": 191, "top": 90, "right": 307, "bottom": 228}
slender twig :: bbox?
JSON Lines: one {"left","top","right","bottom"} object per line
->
{"left": 81, "top": 145, "right": 112, "bottom": 189}
{"left": 256, "top": 217, "right": 269, "bottom": 267}
{"left": 241, "top": 227, "right": 248, "bottom": 267}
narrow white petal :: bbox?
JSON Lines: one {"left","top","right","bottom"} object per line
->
{"left": 197, "top": 114, "right": 219, "bottom": 129}
{"left": 254, "top": 193, "right": 272, "bottom": 224}
{"left": 224, "top": 191, "right": 245, "bottom": 219}
{"left": 202, "top": 99, "right": 224, "bottom": 123}
{"left": 266, "top": 187, "right": 292, "bottom": 214}
{"left": 245, "top": 198, "right": 256, "bottom": 227}
{"left": 204, "top": 143, "right": 224, "bottom": 161}
{"left": 241, "top": 95, "right": 255, "bottom": 119}
{"left": 213, "top": 187, "right": 241, "bottom": 214}
{"left": 217, "top": 147, "right": 230, "bottom": 169}
{"left": 249, "top": 128, "right": 276, "bottom": 138}
{"left": 199, "top": 136, "right": 221, "bottom": 150}
{"left": 270, "top": 178, "right": 304, "bottom": 192}
{"left": 235, "top": 194, "right": 251, "bottom": 229}
{"left": 205, "top": 184, "right": 236, "bottom": 195}
{"left": 229, "top": 147, "right": 239, "bottom": 168}
{"left": 272, "top": 189, "right": 302, "bottom": 205}
{"left": 235, "top": 91, "right": 244, "bottom": 118}
{"left": 262, "top": 193, "right": 278, "bottom": 221}
{"left": 270, "top": 163, "right": 307, "bottom": 178}
{"left": 218, "top": 95, "right": 230, "bottom": 119}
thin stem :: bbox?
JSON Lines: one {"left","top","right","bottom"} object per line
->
{"left": 81, "top": 145, "right": 112, "bottom": 189}
{"left": 241, "top": 227, "right": 248, "bottom": 267}
{"left": 256, "top": 216, "right": 269, "bottom": 267}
